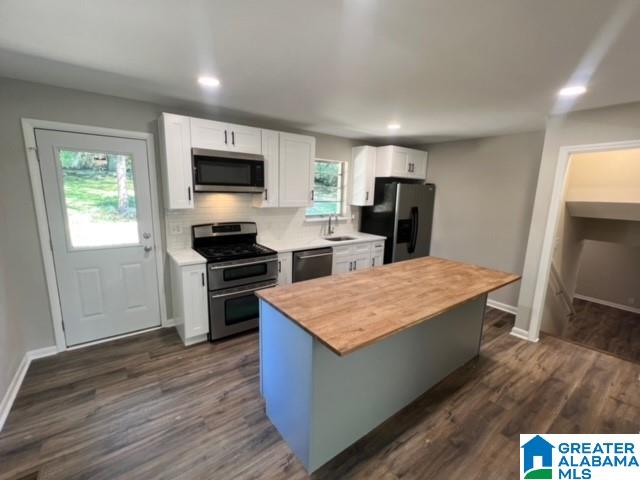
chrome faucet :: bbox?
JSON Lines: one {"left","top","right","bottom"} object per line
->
{"left": 327, "top": 214, "right": 336, "bottom": 236}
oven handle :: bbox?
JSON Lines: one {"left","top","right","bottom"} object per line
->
{"left": 209, "top": 258, "right": 277, "bottom": 270}
{"left": 210, "top": 283, "right": 278, "bottom": 299}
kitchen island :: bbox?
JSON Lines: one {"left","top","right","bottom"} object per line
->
{"left": 256, "top": 256, "right": 519, "bottom": 473}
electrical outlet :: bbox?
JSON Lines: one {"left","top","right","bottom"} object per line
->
{"left": 169, "top": 222, "right": 183, "bottom": 235}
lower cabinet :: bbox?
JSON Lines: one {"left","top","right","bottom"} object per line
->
{"left": 170, "top": 259, "right": 209, "bottom": 346}
{"left": 277, "top": 252, "right": 292, "bottom": 285}
{"left": 332, "top": 242, "right": 381, "bottom": 274}
{"left": 371, "top": 241, "right": 384, "bottom": 268}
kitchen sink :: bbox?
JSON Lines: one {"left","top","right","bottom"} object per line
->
{"left": 324, "top": 236, "right": 356, "bottom": 242}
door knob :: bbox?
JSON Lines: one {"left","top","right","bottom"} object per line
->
{"left": 143, "top": 232, "right": 151, "bottom": 239}
{"left": 144, "top": 246, "right": 153, "bottom": 252}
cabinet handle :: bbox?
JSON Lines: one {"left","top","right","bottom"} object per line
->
{"left": 201, "top": 272, "right": 205, "bottom": 286}
{"left": 278, "top": 260, "right": 281, "bottom": 273}
{"left": 371, "top": 258, "right": 375, "bottom": 267}
{"left": 310, "top": 190, "right": 315, "bottom": 201}
{"left": 365, "top": 191, "right": 369, "bottom": 201}
{"left": 188, "top": 186, "right": 192, "bottom": 201}
{"left": 264, "top": 188, "right": 268, "bottom": 201}
{"left": 348, "top": 261, "right": 352, "bottom": 271}
{"left": 224, "top": 130, "right": 228, "bottom": 144}
{"left": 231, "top": 131, "right": 235, "bottom": 146}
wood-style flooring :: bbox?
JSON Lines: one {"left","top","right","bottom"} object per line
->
{"left": 563, "top": 298, "right": 640, "bottom": 363}
{"left": 1, "top": 308, "right": 639, "bottom": 480}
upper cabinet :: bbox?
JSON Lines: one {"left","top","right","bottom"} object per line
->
{"left": 190, "top": 118, "right": 262, "bottom": 154}
{"left": 158, "top": 113, "right": 194, "bottom": 210}
{"left": 376, "top": 146, "right": 428, "bottom": 180}
{"left": 279, "top": 133, "right": 316, "bottom": 208}
{"left": 253, "top": 129, "right": 280, "bottom": 208}
{"left": 350, "top": 146, "right": 376, "bottom": 206}
{"left": 253, "top": 131, "right": 315, "bottom": 209}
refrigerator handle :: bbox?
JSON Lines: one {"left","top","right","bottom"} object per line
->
{"left": 409, "top": 206, "right": 419, "bottom": 254}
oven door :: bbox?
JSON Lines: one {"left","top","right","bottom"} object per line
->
{"left": 209, "top": 281, "right": 277, "bottom": 340}
{"left": 193, "top": 148, "right": 264, "bottom": 193}
{"left": 208, "top": 257, "right": 278, "bottom": 290}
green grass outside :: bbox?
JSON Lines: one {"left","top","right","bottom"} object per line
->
{"left": 62, "top": 169, "right": 137, "bottom": 222}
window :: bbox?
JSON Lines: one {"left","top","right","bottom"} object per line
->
{"left": 58, "top": 149, "right": 139, "bottom": 248}
{"left": 306, "top": 159, "right": 345, "bottom": 217}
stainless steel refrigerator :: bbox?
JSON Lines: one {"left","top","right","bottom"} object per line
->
{"left": 360, "top": 179, "right": 435, "bottom": 264}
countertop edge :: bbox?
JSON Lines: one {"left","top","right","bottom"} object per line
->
{"left": 167, "top": 249, "right": 207, "bottom": 266}
{"left": 257, "top": 272, "right": 521, "bottom": 357}
{"left": 259, "top": 233, "right": 387, "bottom": 253}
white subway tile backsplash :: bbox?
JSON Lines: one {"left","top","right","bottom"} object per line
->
{"left": 165, "top": 193, "right": 360, "bottom": 250}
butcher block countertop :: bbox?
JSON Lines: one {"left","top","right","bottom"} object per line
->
{"left": 256, "top": 256, "right": 520, "bottom": 356}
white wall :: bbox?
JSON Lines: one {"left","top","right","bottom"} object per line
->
{"left": 425, "top": 131, "right": 544, "bottom": 306}
{"left": 576, "top": 240, "right": 640, "bottom": 309}
{"left": 516, "top": 101, "right": 640, "bottom": 335}
{"left": 0, "top": 194, "right": 28, "bottom": 406}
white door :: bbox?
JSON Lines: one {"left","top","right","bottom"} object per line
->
{"left": 36, "top": 129, "right": 161, "bottom": 346}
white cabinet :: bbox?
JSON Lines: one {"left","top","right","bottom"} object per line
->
{"left": 170, "top": 260, "right": 209, "bottom": 346}
{"left": 371, "top": 241, "right": 384, "bottom": 268}
{"left": 278, "top": 132, "right": 316, "bottom": 208}
{"left": 253, "top": 129, "right": 280, "bottom": 208}
{"left": 350, "top": 146, "right": 376, "bottom": 206}
{"left": 332, "top": 242, "right": 380, "bottom": 274}
{"left": 190, "top": 118, "right": 261, "bottom": 154}
{"left": 376, "top": 146, "right": 428, "bottom": 180}
{"left": 158, "top": 113, "right": 194, "bottom": 209}
{"left": 277, "top": 252, "right": 292, "bottom": 285}
{"left": 333, "top": 257, "right": 353, "bottom": 274}
{"left": 253, "top": 131, "right": 315, "bottom": 209}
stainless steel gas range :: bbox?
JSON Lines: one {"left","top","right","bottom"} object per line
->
{"left": 192, "top": 222, "right": 277, "bottom": 340}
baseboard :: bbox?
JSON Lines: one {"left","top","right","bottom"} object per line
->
{"left": 510, "top": 326, "right": 538, "bottom": 343}
{"left": 0, "top": 345, "right": 58, "bottom": 432}
{"left": 163, "top": 318, "right": 176, "bottom": 328}
{"left": 28, "top": 346, "right": 58, "bottom": 361}
{"left": 574, "top": 294, "right": 640, "bottom": 315}
{"left": 486, "top": 299, "right": 518, "bottom": 315}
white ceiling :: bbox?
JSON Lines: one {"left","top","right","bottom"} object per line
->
{"left": 1, "top": 0, "right": 640, "bottom": 143}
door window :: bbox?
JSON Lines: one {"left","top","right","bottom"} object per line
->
{"left": 57, "top": 149, "right": 139, "bottom": 248}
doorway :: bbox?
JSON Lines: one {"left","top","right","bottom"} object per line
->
{"left": 34, "top": 128, "right": 162, "bottom": 346}
{"left": 539, "top": 147, "right": 640, "bottom": 362}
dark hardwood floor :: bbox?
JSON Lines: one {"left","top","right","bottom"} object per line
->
{"left": 563, "top": 298, "right": 640, "bottom": 363}
{"left": 1, "top": 308, "right": 639, "bottom": 480}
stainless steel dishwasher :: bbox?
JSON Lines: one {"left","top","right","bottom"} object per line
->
{"left": 292, "top": 247, "right": 333, "bottom": 283}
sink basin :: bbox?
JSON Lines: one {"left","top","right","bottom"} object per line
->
{"left": 324, "top": 236, "right": 356, "bottom": 242}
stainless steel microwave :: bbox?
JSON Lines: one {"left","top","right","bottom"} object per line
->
{"left": 192, "top": 148, "right": 265, "bottom": 193}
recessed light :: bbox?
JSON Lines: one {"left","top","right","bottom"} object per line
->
{"left": 387, "top": 123, "right": 401, "bottom": 130}
{"left": 558, "top": 85, "right": 586, "bottom": 97}
{"left": 198, "top": 76, "right": 221, "bottom": 88}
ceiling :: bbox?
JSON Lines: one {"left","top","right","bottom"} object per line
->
{"left": 1, "top": 0, "right": 640, "bottom": 143}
